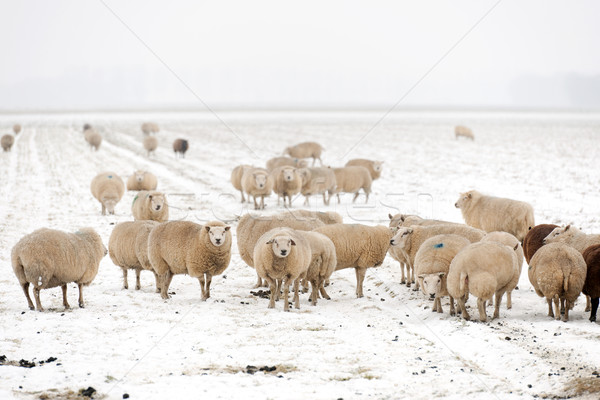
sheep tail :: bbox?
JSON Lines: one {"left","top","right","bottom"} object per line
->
{"left": 563, "top": 271, "right": 570, "bottom": 292}
{"left": 459, "top": 271, "right": 468, "bottom": 294}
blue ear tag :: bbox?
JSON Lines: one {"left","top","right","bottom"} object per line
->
{"left": 434, "top": 243, "right": 444, "bottom": 248}
{"left": 108, "top": 175, "right": 113, "bottom": 179}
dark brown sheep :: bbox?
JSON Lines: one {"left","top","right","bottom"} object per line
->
{"left": 523, "top": 224, "right": 558, "bottom": 264}
{"left": 83, "top": 123, "right": 92, "bottom": 131}
{"left": 582, "top": 244, "right": 600, "bottom": 322}
{"left": 173, "top": 138, "right": 189, "bottom": 158}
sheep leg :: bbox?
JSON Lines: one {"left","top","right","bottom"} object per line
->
{"left": 364, "top": 191, "right": 369, "bottom": 204}
{"left": 506, "top": 290, "right": 512, "bottom": 310}
{"left": 355, "top": 267, "right": 367, "bottom": 298}
{"left": 153, "top": 272, "right": 161, "bottom": 293}
{"left": 266, "top": 278, "right": 277, "bottom": 309}
{"left": 547, "top": 298, "right": 554, "bottom": 318}
{"left": 352, "top": 191, "right": 360, "bottom": 203}
{"left": 253, "top": 196, "right": 259, "bottom": 210}
{"left": 240, "top": 190, "right": 245, "bottom": 203}
{"left": 560, "top": 298, "right": 566, "bottom": 315}
{"left": 310, "top": 280, "right": 318, "bottom": 306}
{"left": 275, "top": 279, "right": 282, "bottom": 301}
{"left": 261, "top": 195, "right": 265, "bottom": 210}
{"left": 449, "top": 296, "right": 456, "bottom": 316}
{"left": 283, "top": 280, "right": 290, "bottom": 312}
{"left": 205, "top": 273, "right": 213, "bottom": 300}
{"left": 33, "top": 286, "right": 44, "bottom": 312}
{"left": 198, "top": 275, "right": 207, "bottom": 300}
{"left": 135, "top": 269, "right": 141, "bottom": 290}
{"left": 336, "top": 193, "right": 341, "bottom": 204}
{"left": 61, "top": 285, "right": 70, "bottom": 309}
{"left": 304, "top": 196, "right": 309, "bottom": 206}
{"left": 563, "top": 300, "right": 570, "bottom": 322}
{"left": 586, "top": 295, "right": 591, "bottom": 312}
{"left": 477, "top": 298, "right": 487, "bottom": 322}
{"left": 319, "top": 281, "right": 331, "bottom": 300}
{"left": 457, "top": 297, "right": 469, "bottom": 321}
{"left": 252, "top": 273, "right": 263, "bottom": 289}
{"left": 301, "top": 278, "right": 309, "bottom": 293}
{"left": 121, "top": 268, "right": 128, "bottom": 290}
{"left": 493, "top": 292, "right": 504, "bottom": 319}
{"left": 399, "top": 262, "right": 406, "bottom": 284}
{"left": 293, "top": 279, "right": 300, "bottom": 309}
{"left": 553, "top": 296, "right": 560, "bottom": 320}
{"left": 436, "top": 297, "right": 443, "bottom": 313}
{"left": 101, "top": 203, "right": 106, "bottom": 215}
{"left": 161, "top": 271, "right": 173, "bottom": 299}
{"left": 590, "top": 298, "right": 598, "bottom": 322}
{"left": 77, "top": 283, "right": 85, "bottom": 308}
{"left": 21, "top": 282, "right": 34, "bottom": 310}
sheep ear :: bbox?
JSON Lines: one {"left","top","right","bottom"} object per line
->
{"left": 266, "top": 239, "right": 274, "bottom": 245}
{"left": 438, "top": 272, "right": 445, "bottom": 278}
{"left": 290, "top": 239, "right": 296, "bottom": 246}
{"left": 565, "top": 224, "right": 570, "bottom": 231}
{"left": 417, "top": 274, "right": 425, "bottom": 279}
{"left": 205, "top": 226, "right": 211, "bottom": 232}
{"left": 467, "top": 193, "right": 472, "bottom": 198}
{"left": 407, "top": 228, "right": 413, "bottom": 234}
{"left": 388, "top": 214, "right": 393, "bottom": 220}
{"left": 224, "top": 226, "right": 231, "bottom": 231}
{"left": 513, "top": 243, "right": 519, "bottom": 251}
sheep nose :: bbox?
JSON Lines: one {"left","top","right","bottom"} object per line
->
{"left": 454, "top": 203, "right": 458, "bottom": 208}
{"left": 390, "top": 240, "right": 395, "bottom": 246}
{"left": 280, "top": 250, "right": 287, "bottom": 256}
{"left": 156, "top": 205, "right": 161, "bottom": 210}
{"left": 430, "top": 294, "right": 435, "bottom": 299}
{"left": 215, "top": 238, "right": 221, "bottom": 244}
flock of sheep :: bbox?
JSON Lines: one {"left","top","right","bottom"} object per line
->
{"left": 5, "top": 123, "right": 600, "bottom": 326}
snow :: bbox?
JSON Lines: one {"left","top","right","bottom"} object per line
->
{"left": 1, "top": 110, "right": 599, "bottom": 399}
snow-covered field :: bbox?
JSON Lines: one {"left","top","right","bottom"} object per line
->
{"left": 1, "top": 110, "right": 599, "bottom": 400}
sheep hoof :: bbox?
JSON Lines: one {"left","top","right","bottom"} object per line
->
{"left": 400, "top": 279, "right": 406, "bottom": 284}
{"left": 201, "top": 296, "right": 209, "bottom": 301}
{"left": 135, "top": 285, "right": 141, "bottom": 290}
{"left": 589, "top": 316, "right": 596, "bottom": 322}
{"left": 123, "top": 285, "right": 128, "bottom": 290}
{"left": 28, "top": 306, "right": 34, "bottom": 311}
{"left": 78, "top": 303, "right": 85, "bottom": 309}
{"left": 406, "top": 282, "right": 411, "bottom": 288}
{"left": 412, "top": 287, "right": 419, "bottom": 292}
{"left": 450, "top": 310, "right": 456, "bottom": 316}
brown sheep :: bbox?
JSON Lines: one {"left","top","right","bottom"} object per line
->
{"left": 13, "top": 124, "right": 22, "bottom": 135}
{"left": 1, "top": 134, "right": 15, "bottom": 152}
{"left": 173, "top": 138, "right": 189, "bottom": 158}
{"left": 582, "top": 244, "right": 600, "bottom": 322}
{"left": 523, "top": 224, "right": 559, "bottom": 264}
{"left": 143, "top": 135, "right": 158, "bottom": 156}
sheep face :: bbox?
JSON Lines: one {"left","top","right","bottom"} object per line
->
{"left": 206, "top": 225, "right": 231, "bottom": 247}
{"left": 267, "top": 236, "right": 296, "bottom": 258}
{"left": 149, "top": 194, "right": 165, "bottom": 212}
{"left": 454, "top": 192, "right": 473, "bottom": 209}
{"left": 104, "top": 199, "right": 118, "bottom": 215}
{"left": 543, "top": 225, "right": 574, "bottom": 245}
{"left": 390, "top": 227, "right": 412, "bottom": 248}
{"left": 253, "top": 173, "right": 268, "bottom": 189}
{"left": 135, "top": 171, "right": 145, "bottom": 182}
{"left": 373, "top": 161, "right": 383, "bottom": 172}
{"left": 419, "top": 273, "right": 444, "bottom": 299}
{"left": 282, "top": 168, "right": 296, "bottom": 182}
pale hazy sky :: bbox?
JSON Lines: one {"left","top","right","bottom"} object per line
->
{"left": 1, "top": 0, "right": 600, "bottom": 110}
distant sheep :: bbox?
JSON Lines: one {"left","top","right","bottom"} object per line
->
{"left": 266, "top": 157, "right": 309, "bottom": 172}
{"left": 141, "top": 122, "right": 159, "bottom": 135}
{"left": 314, "top": 224, "right": 393, "bottom": 298}
{"left": 173, "top": 138, "right": 189, "bottom": 158}
{"left": 285, "top": 209, "right": 343, "bottom": 225}
{"left": 126, "top": 170, "right": 158, "bottom": 191}
{"left": 236, "top": 212, "right": 325, "bottom": 287}
{"left": 90, "top": 171, "right": 125, "bottom": 215}
{"left": 132, "top": 191, "right": 169, "bottom": 223}
{"left": 523, "top": 224, "right": 558, "bottom": 264}
{"left": 298, "top": 167, "right": 337, "bottom": 205}
{"left": 86, "top": 130, "right": 102, "bottom": 151}
{"left": 388, "top": 213, "right": 463, "bottom": 229}
{"left": 143, "top": 135, "right": 158, "bottom": 156}
{"left": 528, "top": 242, "right": 587, "bottom": 322}
{"left": 1, "top": 134, "right": 14, "bottom": 152}
{"left": 108, "top": 220, "right": 160, "bottom": 292}
{"left": 447, "top": 242, "right": 519, "bottom": 322}
{"left": 455, "top": 190, "right": 535, "bottom": 241}
{"left": 455, "top": 125, "right": 474, "bottom": 140}
{"left": 230, "top": 165, "right": 252, "bottom": 202}
{"left": 345, "top": 159, "right": 383, "bottom": 180}
{"left": 149, "top": 221, "right": 232, "bottom": 300}
{"left": 82, "top": 123, "right": 91, "bottom": 131}
{"left": 415, "top": 234, "right": 471, "bottom": 315}
{"left": 271, "top": 166, "right": 303, "bottom": 207}
{"left": 241, "top": 167, "right": 273, "bottom": 210}
{"left": 582, "top": 244, "right": 600, "bottom": 322}
{"left": 283, "top": 142, "right": 323, "bottom": 166}
{"left": 332, "top": 166, "right": 372, "bottom": 204}
{"left": 481, "top": 231, "right": 524, "bottom": 309}
{"left": 13, "top": 124, "right": 22, "bottom": 135}
{"left": 297, "top": 231, "right": 337, "bottom": 306}
{"left": 11, "top": 227, "right": 106, "bottom": 311}
{"left": 254, "top": 228, "right": 312, "bottom": 311}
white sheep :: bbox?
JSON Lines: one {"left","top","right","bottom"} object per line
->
{"left": 141, "top": 122, "right": 159, "bottom": 135}
{"left": 271, "top": 166, "right": 303, "bottom": 207}
{"left": 1, "top": 134, "right": 15, "bottom": 152}
{"left": 143, "top": 135, "right": 158, "bottom": 156}
{"left": 332, "top": 166, "right": 372, "bottom": 204}
{"left": 455, "top": 125, "right": 474, "bottom": 140}
{"left": 132, "top": 191, "right": 169, "bottom": 223}
{"left": 87, "top": 131, "right": 102, "bottom": 151}
{"left": 148, "top": 220, "right": 232, "bottom": 300}
{"left": 388, "top": 214, "right": 463, "bottom": 229}
{"left": 230, "top": 165, "right": 252, "bottom": 203}
{"left": 298, "top": 167, "right": 337, "bottom": 205}
{"left": 454, "top": 190, "right": 535, "bottom": 241}
{"left": 126, "top": 170, "right": 158, "bottom": 191}
{"left": 447, "top": 242, "right": 519, "bottom": 322}
{"left": 283, "top": 142, "right": 323, "bottom": 166}
{"left": 481, "top": 231, "right": 524, "bottom": 309}
{"left": 285, "top": 209, "right": 343, "bottom": 225}
{"left": 108, "top": 220, "right": 160, "bottom": 291}
{"left": 345, "top": 159, "right": 383, "bottom": 180}
{"left": 90, "top": 171, "right": 125, "bottom": 215}
{"left": 11, "top": 227, "right": 107, "bottom": 311}
{"left": 236, "top": 212, "right": 325, "bottom": 288}
{"left": 528, "top": 242, "right": 587, "bottom": 321}
{"left": 253, "top": 227, "right": 312, "bottom": 311}
{"left": 266, "top": 157, "right": 309, "bottom": 172}
{"left": 415, "top": 234, "right": 471, "bottom": 315}
{"left": 13, "top": 124, "right": 22, "bottom": 135}
{"left": 314, "top": 224, "right": 393, "bottom": 298}
{"left": 297, "top": 230, "right": 337, "bottom": 306}
{"left": 241, "top": 167, "right": 273, "bottom": 210}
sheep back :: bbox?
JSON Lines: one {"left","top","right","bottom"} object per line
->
{"left": 345, "top": 159, "right": 383, "bottom": 180}
{"left": 523, "top": 224, "right": 558, "bottom": 264}
{"left": 266, "top": 157, "right": 308, "bottom": 172}
{"left": 481, "top": 231, "right": 524, "bottom": 273}
{"left": 90, "top": 171, "right": 125, "bottom": 215}
{"left": 332, "top": 166, "right": 372, "bottom": 195}
{"left": 283, "top": 142, "right": 323, "bottom": 160}
{"left": 109, "top": 220, "right": 159, "bottom": 271}
{"left": 231, "top": 165, "right": 252, "bottom": 192}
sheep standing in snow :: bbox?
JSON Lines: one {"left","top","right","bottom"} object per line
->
{"left": 13, "top": 124, "right": 22, "bottom": 135}
{"left": 283, "top": 142, "right": 323, "bottom": 166}
{"left": 454, "top": 190, "right": 535, "bottom": 241}
{"left": 447, "top": 242, "right": 519, "bottom": 322}
{"left": 141, "top": 122, "right": 159, "bottom": 135}
{"left": 241, "top": 167, "right": 273, "bottom": 210}
{"left": 455, "top": 125, "right": 474, "bottom": 140}
{"left": 148, "top": 221, "right": 232, "bottom": 300}
{"left": 173, "top": 138, "right": 189, "bottom": 158}
{"left": 331, "top": 166, "right": 372, "bottom": 204}
{"left": 82, "top": 123, "right": 92, "bottom": 131}
{"left": 523, "top": 224, "right": 559, "bottom": 264}
{"left": 345, "top": 159, "right": 383, "bottom": 180}
{"left": 528, "top": 242, "right": 587, "bottom": 322}
{"left": 86, "top": 130, "right": 102, "bottom": 151}
{"left": 481, "top": 231, "right": 524, "bottom": 309}
{"left": 285, "top": 209, "right": 343, "bottom": 225}
{"left": 298, "top": 167, "right": 337, "bottom": 205}
{"left": 1, "top": 134, "right": 14, "bottom": 152}
{"left": 314, "top": 224, "right": 393, "bottom": 298}
{"left": 266, "top": 157, "right": 309, "bottom": 172}
{"left": 11, "top": 227, "right": 106, "bottom": 311}
{"left": 126, "top": 170, "right": 158, "bottom": 191}
{"left": 414, "top": 234, "right": 471, "bottom": 315}
{"left": 388, "top": 214, "right": 463, "bottom": 229}
{"left": 582, "top": 244, "right": 600, "bottom": 322}
{"left": 253, "top": 228, "right": 311, "bottom": 311}
{"left": 230, "top": 165, "right": 252, "bottom": 202}
{"left": 109, "top": 220, "right": 160, "bottom": 291}
{"left": 132, "top": 191, "right": 169, "bottom": 223}
{"left": 271, "top": 166, "right": 303, "bottom": 207}
{"left": 90, "top": 171, "right": 125, "bottom": 215}
{"left": 297, "top": 231, "right": 337, "bottom": 306}
{"left": 236, "top": 212, "right": 325, "bottom": 287}
{"left": 143, "top": 135, "right": 158, "bottom": 156}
